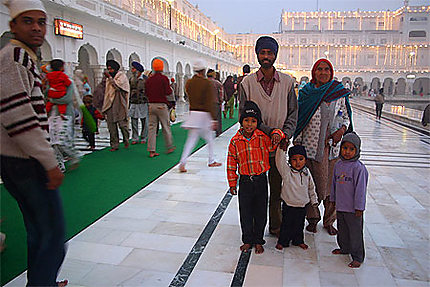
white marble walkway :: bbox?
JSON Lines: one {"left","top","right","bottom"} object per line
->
{"left": 6, "top": 108, "right": 430, "bottom": 287}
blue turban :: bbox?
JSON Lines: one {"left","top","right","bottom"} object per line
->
{"left": 131, "top": 61, "right": 144, "bottom": 72}
{"left": 255, "top": 36, "right": 279, "bottom": 57}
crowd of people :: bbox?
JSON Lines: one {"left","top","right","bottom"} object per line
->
{"left": 0, "top": 0, "right": 369, "bottom": 286}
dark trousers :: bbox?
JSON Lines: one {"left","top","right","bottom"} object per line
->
{"left": 1, "top": 156, "right": 66, "bottom": 286}
{"left": 278, "top": 202, "right": 306, "bottom": 247}
{"left": 83, "top": 129, "right": 96, "bottom": 148}
{"left": 337, "top": 211, "right": 365, "bottom": 263}
{"left": 238, "top": 173, "right": 268, "bottom": 245}
{"left": 375, "top": 103, "right": 383, "bottom": 119}
{"left": 268, "top": 156, "right": 282, "bottom": 233}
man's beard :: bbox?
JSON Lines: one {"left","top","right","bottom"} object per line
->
{"left": 258, "top": 58, "right": 275, "bottom": 69}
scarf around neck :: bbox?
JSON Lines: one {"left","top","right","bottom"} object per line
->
{"left": 294, "top": 80, "right": 353, "bottom": 138}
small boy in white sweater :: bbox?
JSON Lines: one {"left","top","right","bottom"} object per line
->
{"left": 275, "top": 145, "right": 318, "bottom": 250}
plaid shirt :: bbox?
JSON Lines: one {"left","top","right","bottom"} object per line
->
{"left": 227, "top": 128, "right": 284, "bottom": 187}
{"left": 256, "top": 68, "right": 280, "bottom": 96}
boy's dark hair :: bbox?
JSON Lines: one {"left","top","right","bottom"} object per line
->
{"left": 243, "top": 64, "right": 250, "bottom": 74}
{"left": 50, "top": 59, "right": 65, "bottom": 71}
{"left": 288, "top": 145, "right": 307, "bottom": 162}
{"left": 83, "top": 95, "right": 93, "bottom": 104}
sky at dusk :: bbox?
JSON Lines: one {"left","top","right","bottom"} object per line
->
{"left": 187, "top": 0, "right": 429, "bottom": 34}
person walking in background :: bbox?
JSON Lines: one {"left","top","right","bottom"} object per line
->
{"left": 82, "top": 95, "right": 104, "bottom": 150}
{"left": 83, "top": 75, "right": 92, "bottom": 97}
{"left": 145, "top": 58, "right": 175, "bottom": 157}
{"left": 207, "top": 68, "right": 224, "bottom": 136}
{"left": 374, "top": 88, "right": 384, "bottom": 120}
{"left": 129, "top": 61, "right": 148, "bottom": 144}
{"left": 179, "top": 59, "right": 222, "bottom": 172}
{"left": 102, "top": 60, "right": 130, "bottom": 152}
{"left": 45, "top": 59, "right": 71, "bottom": 118}
{"left": 223, "top": 75, "right": 235, "bottom": 119}
{"left": 227, "top": 101, "right": 284, "bottom": 254}
{"left": 294, "top": 58, "right": 353, "bottom": 235}
{"left": 275, "top": 145, "right": 317, "bottom": 251}
{"left": 1, "top": 1, "right": 67, "bottom": 285}
{"left": 238, "top": 36, "right": 298, "bottom": 238}
{"left": 93, "top": 71, "right": 107, "bottom": 111}
{"left": 236, "top": 64, "right": 250, "bottom": 119}
{"left": 331, "top": 132, "right": 368, "bottom": 268}
{"left": 73, "top": 69, "right": 86, "bottom": 99}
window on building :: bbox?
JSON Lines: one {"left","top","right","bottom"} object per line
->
{"left": 368, "top": 55, "right": 374, "bottom": 59}
{"left": 378, "top": 21, "right": 384, "bottom": 27}
{"left": 409, "top": 30, "right": 426, "bottom": 37}
{"left": 340, "top": 38, "right": 347, "bottom": 44}
{"left": 369, "top": 38, "right": 375, "bottom": 44}
{"left": 289, "top": 38, "right": 295, "bottom": 43}
{"left": 352, "top": 38, "right": 359, "bottom": 44}
{"left": 381, "top": 38, "right": 387, "bottom": 44}
{"left": 300, "top": 38, "right": 307, "bottom": 44}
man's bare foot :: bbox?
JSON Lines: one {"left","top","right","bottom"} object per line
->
{"left": 306, "top": 224, "right": 317, "bottom": 233}
{"left": 57, "top": 279, "right": 68, "bottom": 287}
{"left": 348, "top": 260, "right": 361, "bottom": 268}
{"left": 324, "top": 225, "right": 338, "bottom": 236}
{"left": 166, "top": 147, "right": 176, "bottom": 154}
{"left": 179, "top": 164, "right": 187, "bottom": 173}
{"left": 332, "top": 248, "right": 348, "bottom": 255}
{"left": 297, "top": 243, "right": 308, "bottom": 250}
{"left": 275, "top": 243, "right": 283, "bottom": 250}
{"left": 240, "top": 243, "right": 252, "bottom": 252}
{"left": 208, "top": 162, "right": 222, "bottom": 167}
{"left": 255, "top": 244, "right": 264, "bottom": 254}
{"left": 149, "top": 152, "right": 160, "bottom": 158}
{"left": 124, "top": 141, "right": 129, "bottom": 148}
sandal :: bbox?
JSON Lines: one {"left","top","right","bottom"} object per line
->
{"left": 348, "top": 260, "right": 361, "bottom": 268}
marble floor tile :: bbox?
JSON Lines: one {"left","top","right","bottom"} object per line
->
{"left": 150, "top": 221, "right": 204, "bottom": 238}
{"left": 77, "top": 263, "right": 140, "bottom": 286}
{"left": 195, "top": 243, "right": 241, "bottom": 273}
{"left": 319, "top": 271, "right": 359, "bottom": 287}
{"left": 394, "top": 278, "right": 430, "bottom": 287}
{"left": 243, "top": 264, "right": 283, "bottom": 287}
{"left": 318, "top": 255, "right": 355, "bottom": 274}
{"left": 248, "top": 244, "right": 284, "bottom": 268}
{"left": 154, "top": 209, "right": 213, "bottom": 225}
{"left": 119, "top": 248, "right": 187, "bottom": 273}
{"left": 58, "top": 259, "right": 96, "bottom": 284}
{"left": 106, "top": 206, "right": 156, "bottom": 220}
{"left": 95, "top": 216, "right": 160, "bottom": 233}
{"left": 66, "top": 241, "right": 133, "bottom": 265}
{"left": 366, "top": 223, "right": 405, "bottom": 248}
{"left": 120, "top": 232, "right": 196, "bottom": 254}
{"left": 378, "top": 246, "right": 429, "bottom": 281}
{"left": 282, "top": 259, "right": 320, "bottom": 287}
{"left": 120, "top": 270, "right": 174, "bottom": 287}
{"left": 354, "top": 265, "right": 396, "bottom": 286}
{"left": 209, "top": 224, "right": 242, "bottom": 246}
{"left": 186, "top": 270, "right": 233, "bottom": 287}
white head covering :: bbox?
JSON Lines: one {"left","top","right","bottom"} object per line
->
{"left": 3, "top": 0, "right": 46, "bottom": 20}
{"left": 192, "top": 59, "right": 207, "bottom": 72}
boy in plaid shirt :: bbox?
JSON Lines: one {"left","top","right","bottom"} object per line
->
{"left": 227, "top": 101, "right": 284, "bottom": 254}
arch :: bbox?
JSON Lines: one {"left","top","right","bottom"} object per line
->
{"left": 413, "top": 78, "right": 430, "bottom": 96}
{"left": 106, "top": 48, "right": 122, "bottom": 66}
{"left": 395, "top": 78, "right": 406, "bottom": 96}
{"left": 128, "top": 52, "right": 141, "bottom": 69}
{"left": 77, "top": 44, "right": 99, "bottom": 89}
{"left": 176, "top": 61, "right": 183, "bottom": 74}
{"left": 0, "top": 31, "right": 13, "bottom": 50}
{"left": 184, "top": 63, "right": 191, "bottom": 76}
{"left": 342, "top": 77, "right": 352, "bottom": 90}
{"left": 370, "top": 77, "right": 381, "bottom": 92}
{"left": 383, "top": 78, "right": 394, "bottom": 96}
{"left": 40, "top": 40, "right": 52, "bottom": 63}
{"left": 151, "top": 57, "right": 169, "bottom": 73}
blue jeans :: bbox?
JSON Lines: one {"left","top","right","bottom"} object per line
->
{"left": 1, "top": 156, "right": 66, "bottom": 286}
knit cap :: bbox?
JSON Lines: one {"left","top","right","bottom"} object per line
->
{"left": 288, "top": 145, "right": 307, "bottom": 161}
{"left": 340, "top": 132, "right": 361, "bottom": 161}
{"left": 4, "top": 0, "right": 46, "bottom": 20}
{"left": 239, "top": 101, "right": 262, "bottom": 128}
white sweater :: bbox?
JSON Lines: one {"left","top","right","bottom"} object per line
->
{"left": 275, "top": 148, "right": 318, "bottom": 207}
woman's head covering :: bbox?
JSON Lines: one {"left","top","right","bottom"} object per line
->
{"left": 310, "top": 58, "right": 334, "bottom": 84}
{"left": 340, "top": 132, "right": 361, "bottom": 161}
{"left": 255, "top": 36, "right": 279, "bottom": 58}
{"left": 239, "top": 101, "right": 262, "bottom": 128}
{"left": 106, "top": 60, "right": 120, "bottom": 71}
{"left": 152, "top": 59, "right": 164, "bottom": 72}
{"left": 4, "top": 0, "right": 46, "bottom": 20}
{"left": 131, "top": 61, "right": 144, "bottom": 73}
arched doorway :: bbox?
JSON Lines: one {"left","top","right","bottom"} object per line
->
{"left": 175, "top": 61, "right": 184, "bottom": 100}
{"left": 370, "top": 77, "right": 381, "bottom": 92}
{"left": 342, "top": 77, "right": 352, "bottom": 90}
{"left": 395, "top": 78, "right": 406, "bottom": 96}
{"left": 383, "top": 78, "right": 394, "bottom": 96}
{"left": 413, "top": 78, "right": 430, "bottom": 96}
{"left": 106, "top": 48, "right": 122, "bottom": 66}
{"left": 127, "top": 52, "right": 141, "bottom": 77}
{"left": 78, "top": 44, "right": 99, "bottom": 89}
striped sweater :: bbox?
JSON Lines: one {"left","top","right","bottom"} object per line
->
{"left": 0, "top": 40, "right": 57, "bottom": 170}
